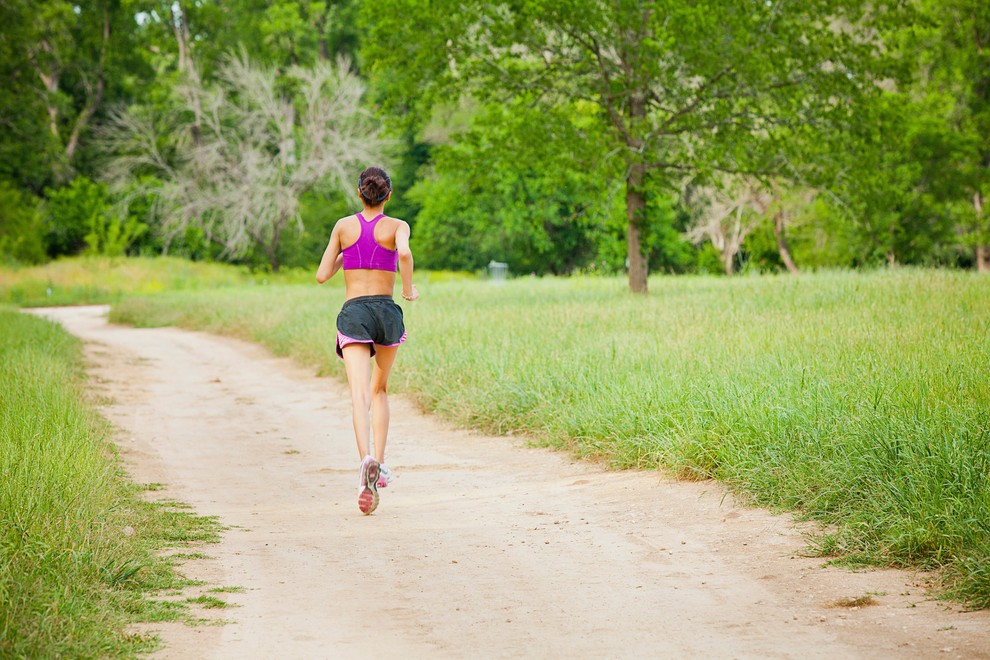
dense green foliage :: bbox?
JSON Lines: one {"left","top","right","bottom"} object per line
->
{"left": 0, "top": 309, "right": 222, "bottom": 656}
{"left": 0, "top": 1, "right": 986, "bottom": 279}
{"left": 0, "top": 183, "right": 46, "bottom": 265}
{"left": 366, "top": 0, "right": 908, "bottom": 290}
{"left": 111, "top": 270, "right": 990, "bottom": 607}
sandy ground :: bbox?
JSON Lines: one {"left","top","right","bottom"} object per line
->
{"left": 30, "top": 305, "right": 990, "bottom": 659}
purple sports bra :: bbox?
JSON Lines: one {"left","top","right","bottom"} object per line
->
{"left": 341, "top": 213, "right": 399, "bottom": 272}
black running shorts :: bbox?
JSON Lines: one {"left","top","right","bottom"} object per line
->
{"left": 335, "top": 295, "right": 407, "bottom": 358}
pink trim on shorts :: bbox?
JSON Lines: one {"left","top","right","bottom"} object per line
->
{"left": 378, "top": 331, "right": 408, "bottom": 348}
{"left": 337, "top": 331, "right": 373, "bottom": 351}
{"left": 335, "top": 330, "right": 408, "bottom": 357}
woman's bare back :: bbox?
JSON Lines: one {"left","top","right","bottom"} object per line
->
{"left": 337, "top": 214, "right": 403, "bottom": 299}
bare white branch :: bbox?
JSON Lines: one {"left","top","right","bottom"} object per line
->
{"left": 685, "top": 176, "right": 769, "bottom": 275}
{"left": 100, "top": 53, "right": 387, "bottom": 269}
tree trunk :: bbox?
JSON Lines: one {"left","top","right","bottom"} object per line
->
{"left": 266, "top": 237, "right": 281, "bottom": 271}
{"left": 721, "top": 204, "right": 745, "bottom": 275}
{"left": 767, "top": 180, "right": 799, "bottom": 275}
{"left": 37, "top": 69, "right": 60, "bottom": 140}
{"left": 976, "top": 192, "right": 988, "bottom": 273}
{"left": 625, "top": 88, "right": 648, "bottom": 294}
{"left": 255, "top": 219, "right": 283, "bottom": 272}
{"left": 253, "top": 237, "right": 280, "bottom": 272}
{"left": 170, "top": 2, "right": 203, "bottom": 145}
{"left": 314, "top": 4, "right": 332, "bottom": 62}
{"left": 626, "top": 160, "right": 648, "bottom": 293}
{"left": 722, "top": 249, "right": 735, "bottom": 276}
{"left": 64, "top": 76, "right": 104, "bottom": 161}
{"left": 65, "top": 6, "right": 110, "bottom": 162}
{"left": 30, "top": 37, "right": 62, "bottom": 141}
{"left": 773, "top": 210, "right": 799, "bottom": 274}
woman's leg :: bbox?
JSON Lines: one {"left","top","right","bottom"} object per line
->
{"left": 370, "top": 344, "right": 399, "bottom": 463}
{"left": 341, "top": 343, "right": 373, "bottom": 459}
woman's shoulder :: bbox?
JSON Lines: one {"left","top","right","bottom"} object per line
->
{"left": 332, "top": 214, "right": 360, "bottom": 231}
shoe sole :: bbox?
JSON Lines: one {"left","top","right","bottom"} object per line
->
{"left": 358, "top": 459, "right": 380, "bottom": 515}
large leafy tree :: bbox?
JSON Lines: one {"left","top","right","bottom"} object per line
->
{"left": 409, "top": 99, "right": 621, "bottom": 274}
{"left": 832, "top": 94, "right": 969, "bottom": 266}
{"left": 0, "top": 2, "right": 54, "bottom": 192}
{"left": 909, "top": 0, "right": 990, "bottom": 271}
{"left": 0, "top": 0, "right": 142, "bottom": 189}
{"left": 14, "top": 0, "right": 147, "bottom": 183}
{"left": 802, "top": 0, "right": 985, "bottom": 270}
{"left": 364, "top": 0, "right": 898, "bottom": 292}
{"left": 133, "top": 0, "right": 359, "bottom": 75}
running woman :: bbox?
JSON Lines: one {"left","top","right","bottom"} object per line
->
{"left": 315, "top": 166, "right": 418, "bottom": 515}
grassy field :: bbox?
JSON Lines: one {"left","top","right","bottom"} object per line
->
{"left": 0, "top": 256, "right": 474, "bottom": 307}
{"left": 109, "top": 268, "right": 990, "bottom": 607}
{"left": 0, "top": 255, "right": 327, "bottom": 307}
{"left": 0, "top": 308, "right": 222, "bottom": 657}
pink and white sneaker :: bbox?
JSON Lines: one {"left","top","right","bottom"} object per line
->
{"left": 377, "top": 464, "right": 394, "bottom": 489}
{"left": 357, "top": 456, "right": 380, "bottom": 515}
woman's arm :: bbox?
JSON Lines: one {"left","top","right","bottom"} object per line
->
{"left": 395, "top": 221, "right": 418, "bottom": 300}
{"left": 316, "top": 223, "right": 344, "bottom": 284}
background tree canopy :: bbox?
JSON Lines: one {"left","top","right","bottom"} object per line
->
{"left": 0, "top": 0, "right": 986, "bottom": 285}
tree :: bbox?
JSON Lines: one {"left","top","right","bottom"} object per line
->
{"left": 408, "top": 99, "right": 622, "bottom": 274}
{"left": 17, "top": 0, "right": 148, "bottom": 182}
{"left": 763, "top": 181, "right": 806, "bottom": 275}
{"left": 910, "top": 0, "right": 990, "bottom": 271}
{"left": 0, "top": 182, "right": 46, "bottom": 265}
{"left": 103, "top": 52, "right": 386, "bottom": 270}
{"left": 817, "top": 91, "right": 968, "bottom": 267}
{"left": 43, "top": 176, "right": 114, "bottom": 257}
{"left": 0, "top": 2, "right": 57, "bottom": 192}
{"left": 364, "top": 0, "right": 898, "bottom": 292}
{"left": 134, "top": 0, "right": 360, "bottom": 75}
{"left": 0, "top": 0, "right": 148, "bottom": 189}
{"left": 685, "top": 177, "right": 769, "bottom": 276}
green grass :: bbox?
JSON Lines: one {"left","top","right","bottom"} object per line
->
{"left": 109, "top": 268, "right": 990, "bottom": 607}
{"left": 185, "top": 595, "right": 235, "bottom": 610}
{"left": 0, "top": 256, "right": 474, "bottom": 308}
{"left": 207, "top": 586, "right": 246, "bottom": 594}
{"left": 0, "top": 308, "right": 222, "bottom": 657}
{"left": 0, "top": 255, "right": 330, "bottom": 307}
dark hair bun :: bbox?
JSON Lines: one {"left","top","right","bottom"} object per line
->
{"left": 359, "top": 167, "right": 391, "bottom": 205}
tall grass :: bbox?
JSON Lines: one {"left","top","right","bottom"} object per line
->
{"left": 0, "top": 255, "right": 328, "bottom": 307}
{"left": 0, "top": 308, "right": 221, "bottom": 657}
{"left": 110, "top": 269, "right": 990, "bottom": 607}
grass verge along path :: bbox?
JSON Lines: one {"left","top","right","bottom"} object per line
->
{"left": 110, "top": 269, "right": 990, "bottom": 608}
{"left": 0, "top": 256, "right": 326, "bottom": 307}
{"left": 0, "top": 308, "right": 221, "bottom": 657}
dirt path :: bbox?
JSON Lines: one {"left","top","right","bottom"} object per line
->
{"left": 32, "top": 305, "right": 990, "bottom": 659}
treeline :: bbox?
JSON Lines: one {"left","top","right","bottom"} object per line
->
{"left": 1, "top": 1, "right": 987, "bottom": 290}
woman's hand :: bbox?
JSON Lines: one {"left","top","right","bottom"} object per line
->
{"left": 401, "top": 285, "right": 419, "bottom": 301}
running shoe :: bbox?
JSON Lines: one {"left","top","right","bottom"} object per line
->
{"left": 357, "top": 455, "right": 380, "bottom": 515}
{"left": 377, "top": 464, "right": 393, "bottom": 489}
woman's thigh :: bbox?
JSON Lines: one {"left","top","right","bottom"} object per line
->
{"left": 371, "top": 344, "right": 399, "bottom": 390}
{"left": 342, "top": 343, "right": 372, "bottom": 390}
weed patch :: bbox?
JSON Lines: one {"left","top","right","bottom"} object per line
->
{"left": 828, "top": 595, "right": 879, "bottom": 608}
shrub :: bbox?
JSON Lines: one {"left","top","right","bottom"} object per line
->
{"left": 0, "top": 182, "right": 46, "bottom": 265}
